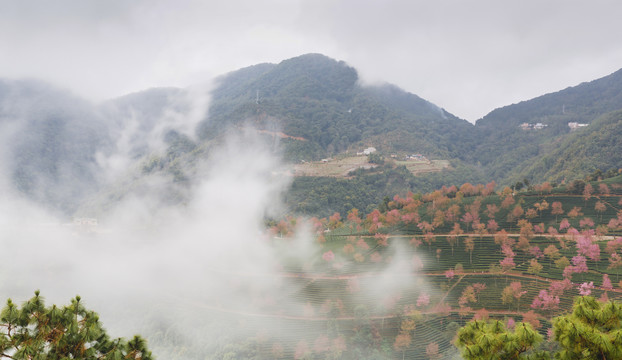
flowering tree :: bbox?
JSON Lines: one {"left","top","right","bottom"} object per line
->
{"left": 423, "top": 232, "right": 436, "bottom": 251}
{"left": 501, "top": 282, "right": 527, "bottom": 311}
{"left": 543, "top": 244, "right": 561, "bottom": 266}
{"left": 500, "top": 256, "right": 516, "bottom": 273}
{"left": 486, "top": 203, "right": 499, "bottom": 219}
{"left": 568, "top": 206, "right": 582, "bottom": 219}
{"left": 551, "top": 201, "right": 564, "bottom": 222}
{"left": 322, "top": 250, "right": 335, "bottom": 262}
{"left": 525, "top": 208, "right": 538, "bottom": 220}
{"left": 578, "top": 281, "right": 595, "bottom": 296}
{"left": 459, "top": 286, "right": 477, "bottom": 308}
{"left": 465, "top": 237, "right": 475, "bottom": 264}
{"left": 507, "top": 205, "right": 524, "bottom": 223}
{"left": 394, "top": 333, "right": 411, "bottom": 360}
{"left": 328, "top": 212, "right": 342, "bottom": 229}
{"left": 445, "top": 204, "right": 461, "bottom": 223}
{"left": 577, "top": 233, "right": 600, "bottom": 261}
{"left": 347, "top": 208, "right": 361, "bottom": 222}
{"left": 534, "top": 200, "right": 549, "bottom": 219}
{"left": 487, "top": 219, "right": 499, "bottom": 233}
{"left": 603, "top": 273, "right": 613, "bottom": 290}
{"left": 563, "top": 255, "right": 589, "bottom": 278}
{"left": 579, "top": 217, "right": 595, "bottom": 229}
{"left": 583, "top": 183, "right": 593, "bottom": 201}
{"left": 448, "top": 222, "right": 463, "bottom": 255}
{"left": 501, "top": 195, "right": 515, "bottom": 209}
{"left": 313, "top": 335, "right": 330, "bottom": 354}
{"left": 425, "top": 341, "right": 440, "bottom": 359}
{"left": 595, "top": 201, "right": 607, "bottom": 222}
{"left": 527, "top": 258, "right": 543, "bottom": 276}
{"left": 417, "top": 293, "right": 431, "bottom": 307}
{"left": 461, "top": 211, "right": 477, "bottom": 231}
{"left": 559, "top": 218, "right": 571, "bottom": 232}
{"left": 531, "top": 289, "right": 560, "bottom": 312}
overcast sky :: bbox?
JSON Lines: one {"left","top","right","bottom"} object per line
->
{"left": 2, "top": 0, "right": 622, "bottom": 122}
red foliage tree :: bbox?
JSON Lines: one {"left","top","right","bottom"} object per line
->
{"left": 465, "top": 237, "right": 475, "bottom": 264}
{"left": 447, "top": 222, "right": 463, "bottom": 255}
{"left": 347, "top": 208, "right": 362, "bottom": 224}
{"left": 551, "top": 201, "right": 564, "bottom": 222}
{"left": 394, "top": 333, "right": 411, "bottom": 360}
{"left": 583, "top": 183, "right": 594, "bottom": 201}
{"left": 522, "top": 310, "right": 541, "bottom": 329}
{"left": 486, "top": 203, "right": 499, "bottom": 219}
{"left": 487, "top": 219, "right": 499, "bottom": 233}
{"left": 595, "top": 201, "right": 607, "bottom": 222}
{"left": 445, "top": 204, "right": 461, "bottom": 223}
{"left": 507, "top": 205, "right": 524, "bottom": 222}
{"left": 426, "top": 341, "right": 441, "bottom": 359}
{"left": 501, "top": 195, "right": 515, "bottom": 209}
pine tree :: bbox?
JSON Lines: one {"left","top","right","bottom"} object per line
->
{"left": 456, "top": 319, "right": 547, "bottom": 359}
{"left": 553, "top": 296, "right": 622, "bottom": 359}
{"left": 457, "top": 296, "right": 622, "bottom": 359}
{"left": 0, "top": 291, "right": 152, "bottom": 360}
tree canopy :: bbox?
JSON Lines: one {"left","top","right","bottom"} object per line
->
{"left": 0, "top": 291, "right": 152, "bottom": 360}
{"left": 457, "top": 296, "right": 622, "bottom": 360}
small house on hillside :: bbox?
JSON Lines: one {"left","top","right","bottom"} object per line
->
{"left": 534, "top": 123, "right": 547, "bottom": 130}
{"left": 357, "top": 147, "right": 377, "bottom": 156}
{"left": 363, "top": 147, "right": 376, "bottom": 155}
{"left": 568, "top": 122, "right": 589, "bottom": 130}
{"left": 520, "top": 122, "right": 548, "bottom": 130}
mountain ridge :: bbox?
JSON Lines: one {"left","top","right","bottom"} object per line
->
{"left": 1, "top": 53, "right": 622, "bottom": 216}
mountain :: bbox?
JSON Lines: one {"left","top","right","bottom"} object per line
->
{"left": 518, "top": 109, "right": 622, "bottom": 183}
{"left": 2, "top": 54, "right": 622, "bottom": 217}
{"left": 0, "top": 80, "right": 200, "bottom": 215}
{"left": 200, "top": 53, "right": 475, "bottom": 161}
{"left": 469, "top": 68, "right": 622, "bottom": 184}
{"left": 98, "top": 87, "right": 198, "bottom": 160}
{"left": 0, "top": 79, "right": 109, "bottom": 214}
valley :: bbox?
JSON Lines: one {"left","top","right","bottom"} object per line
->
{"left": 2, "top": 53, "right": 622, "bottom": 359}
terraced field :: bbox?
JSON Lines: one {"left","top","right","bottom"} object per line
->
{"left": 292, "top": 156, "right": 449, "bottom": 178}
{"left": 195, "top": 176, "right": 622, "bottom": 359}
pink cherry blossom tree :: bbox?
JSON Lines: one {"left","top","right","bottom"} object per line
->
{"left": 578, "top": 281, "right": 594, "bottom": 296}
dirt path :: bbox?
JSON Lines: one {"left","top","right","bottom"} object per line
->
{"left": 177, "top": 296, "right": 549, "bottom": 322}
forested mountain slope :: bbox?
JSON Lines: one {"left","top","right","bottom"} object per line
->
{"left": 199, "top": 53, "right": 475, "bottom": 161}
{"left": 518, "top": 109, "right": 622, "bottom": 183}
{"left": 2, "top": 54, "right": 622, "bottom": 218}
{"left": 470, "top": 68, "right": 622, "bottom": 183}
{"left": 0, "top": 79, "right": 109, "bottom": 214}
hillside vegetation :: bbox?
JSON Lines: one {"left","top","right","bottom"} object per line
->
{"left": 200, "top": 175, "right": 622, "bottom": 359}
{"left": 2, "top": 53, "right": 622, "bottom": 220}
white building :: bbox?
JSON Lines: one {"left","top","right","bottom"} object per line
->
{"left": 568, "top": 122, "right": 589, "bottom": 130}
{"left": 363, "top": 147, "right": 377, "bottom": 155}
